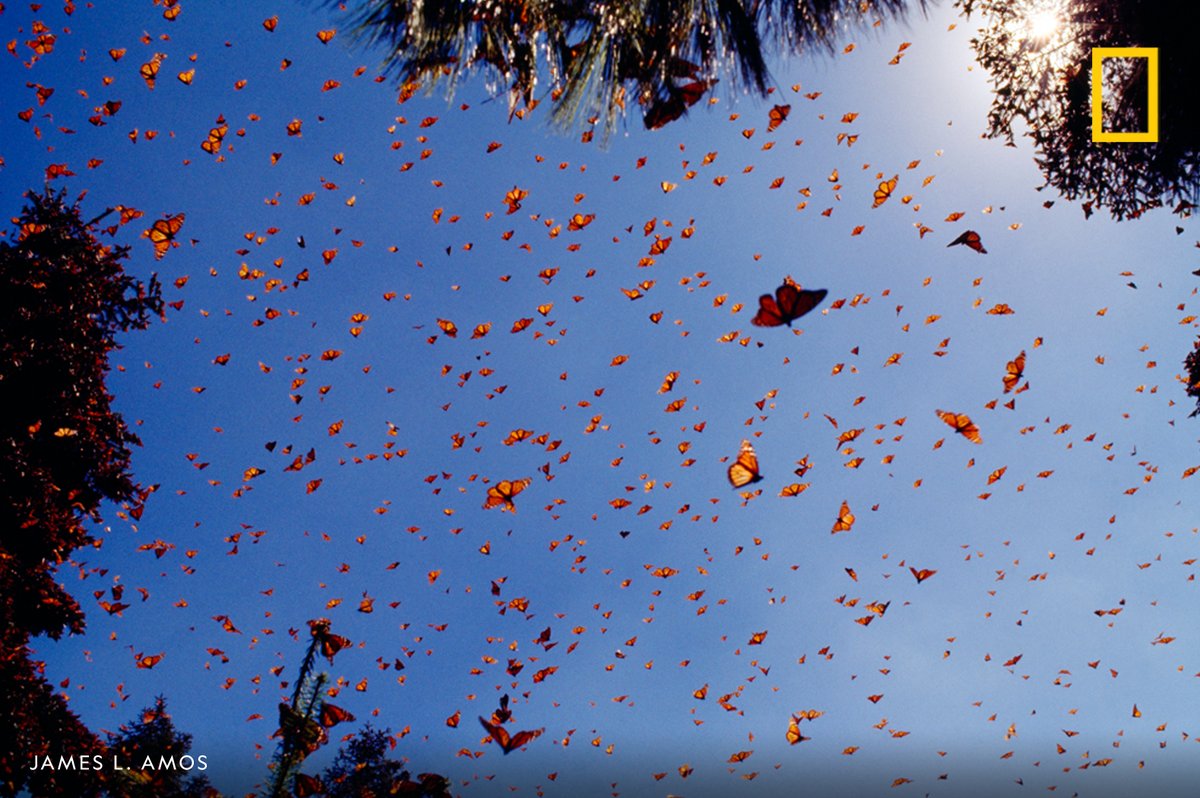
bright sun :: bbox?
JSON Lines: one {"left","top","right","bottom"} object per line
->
{"left": 1027, "top": 9, "right": 1061, "bottom": 40}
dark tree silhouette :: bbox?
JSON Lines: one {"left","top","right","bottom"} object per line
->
{"left": 338, "top": 0, "right": 919, "bottom": 131}
{"left": 104, "top": 698, "right": 218, "bottom": 798}
{"left": 1185, "top": 338, "right": 1200, "bottom": 418}
{"left": 0, "top": 653, "right": 106, "bottom": 798}
{"left": 0, "top": 188, "right": 162, "bottom": 798}
{"left": 315, "top": 725, "right": 451, "bottom": 798}
{"left": 959, "top": 0, "right": 1199, "bottom": 220}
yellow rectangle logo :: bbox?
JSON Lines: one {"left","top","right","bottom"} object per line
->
{"left": 1091, "top": 47, "right": 1159, "bottom": 142}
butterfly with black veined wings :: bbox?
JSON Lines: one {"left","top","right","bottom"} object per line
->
{"left": 145, "top": 213, "right": 184, "bottom": 260}
{"left": 936, "top": 409, "right": 982, "bottom": 444}
{"left": 483, "top": 478, "right": 531, "bottom": 512}
{"left": 727, "top": 440, "right": 763, "bottom": 488}
{"left": 478, "top": 716, "right": 544, "bottom": 754}
{"left": 947, "top": 229, "right": 987, "bottom": 254}
{"left": 1003, "top": 350, "right": 1027, "bottom": 394}
{"left": 751, "top": 278, "right": 827, "bottom": 327}
{"left": 767, "top": 104, "right": 791, "bottom": 132}
{"left": 831, "top": 500, "right": 855, "bottom": 533}
{"left": 872, "top": 175, "right": 898, "bottom": 208}
{"left": 503, "top": 186, "right": 528, "bottom": 215}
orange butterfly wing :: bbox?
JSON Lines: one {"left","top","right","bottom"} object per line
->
{"left": 831, "top": 500, "right": 855, "bottom": 533}
{"left": 948, "top": 229, "right": 987, "bottom": 254}
{"left": 936, "top": 409, "right": 982, "bottom": 444}
{"left": 751, "top": 291, "right": 785, "bottom": 327}
{"left": 786, "top": 717, "right": 809, "bottom": 744}
{"left": 479, "top": 717, "right": 543, "bottom": 754}
{"left": 775, "top": 284, "right": 828, "bottom": 324}
{"left": 1003, "top": 350, "right": 1026, "bottom": 393}
{"left": 767, "top": 104, "right": 791, "bottom": 132}
{"left": 727, "top": 440, "right": 762, "bottom": 488}
{"left": 910, "top": 567, "right": 937, "bottom": 583}
{"left": 872, "top": 176, "right": 897, "bottom": 208}
{"left": 504, "top": 727, "right": 544, "bottom": 753}
{"left": 319, "top": 702, "right": 356, "bottom": 728}
{"left": 146, "top": 214, "right": 184, "bottom": 259}
{"left": 752, "top": 282, "right": 827, "bottom": 327}
{"left": 484, "top": 478, "right": 531, "bottom": 512}
{"left": 292, "top": 774, "right": 324, "bottom": 797}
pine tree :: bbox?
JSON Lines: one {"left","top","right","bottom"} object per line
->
{"left": 0, "top": 187, "right": 162, "bottom": 797}
{"left": 104, "top": 698, "right": 218, "bottom": 798}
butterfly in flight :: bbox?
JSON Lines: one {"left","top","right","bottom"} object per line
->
{"left": 831, "top": 500, "right": 855, "bottom": 533}
{"left": 145, "top": 213, "right": 184, "bottom": 260}
{"left": 727, "top": 440, "right": 763, "bottom": 488}
{"left": 786, "top": 716, "right": 810, "bottom": 744}
{"left": 1003, "top": 351, "right": 1027, "bottom": 394}
{"left": 751, "top": 278, "right": 828, "bottom": 327}
{"left": 483, "top": 478, "right": 532, "bottom": 512}
{"left": 910, "top": 567, "right": 937, "bottom": 583}
{"left": 936, "top": 409, "right": 982, "bottom": 444}
{"left": 872, "top": 175, "right": 898, "bottom": 208}
{"left": 947, "top": 230, "right": 987, "bottom": 254}
{"left": 478, "top": 716, "right": 544, "bottom": 754}
{"left": 767, "top": 103, "right": 792, "bottom": 132}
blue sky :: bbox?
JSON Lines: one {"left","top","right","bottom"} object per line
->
{"left": 3, "top": 1, "right": 1199, "bottom": 796}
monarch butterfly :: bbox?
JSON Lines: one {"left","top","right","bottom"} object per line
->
{"left": 140, "top": 56, "right": 162, "bottom": 89}
{"left": 292, "top": 774, "right": 323, "bottom": 797}
{"left": 319, "top": 702, "right": 355, "bottom": 728}
{"left": 751, "top": 279, "right": 827, "bottom": 327}
{"left": 484, "top": 478, "right": 531, "bottom": 512}
{"left": 145, "top": 214, "right": 184, "bottom": 259}
{"left": 478, "top": 716, "right": 544, "bottom": 754}
{"left": 1003, "top": 350, "right": 1026, "bottom": 393}
{"left": 643, "top": 80, "right": 711, "bottom": 130}
{"left": 936, "top": 409, "right": 982, "bottom": 444}
{"left": 786, "top": 717, "right": 809, "bottom": 744}
{"left": 767, "top": 103, "right": 791, "bottom": 132}
{"left": 135, "top": 653, "right": 163, "bottom": 669}
{"left": 947, "top": 229, "right": 987, "bottom": 254}
{"left": 910, "top": 567, "right": 937, "bottom": 583}
{"left": 504, "top": 187, "right": 528, "bottom": 214}
{"left": 201, "top": 122, "right": 227, "bottom": 154}
{"left": 872, "top": 175, "right": 898, "bottom": 208}
{"left": 831, "top": 500, "right": 855, "bottom": 533}
{"left": 727, "top": 440, "right": 762, "bottom": 488}
{"left": 568, "top": 213, "right": 594, "bottom": 231}
{"left": 319, "top": 632, "right": 351, "bottom": 662}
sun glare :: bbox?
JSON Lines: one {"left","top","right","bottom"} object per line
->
{"left": 1004, "top": 0, "right": 1077, "bottom": 70}
{"left": 1027, "top": 9, "right": 1061, "bottom": 40}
